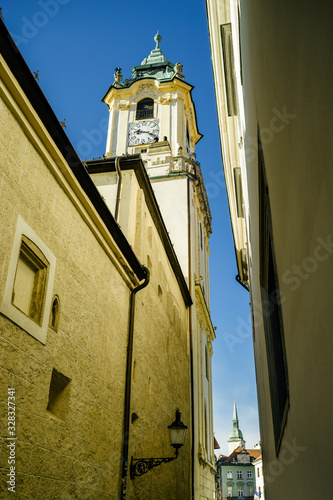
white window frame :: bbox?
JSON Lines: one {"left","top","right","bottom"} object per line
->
{"left": 247, "top": 469, "right": 253, "bottom": 478}
{"left": 237, "top": 470, "right": 242, "bottom": 479}
{"left": 0, "top": 216, "right": 56, "bottom": 344}
{"left": 227, "top": 470, "right": 233, "bottom": 479}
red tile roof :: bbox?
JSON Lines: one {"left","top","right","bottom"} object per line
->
{"left": 214, "top": 437, "right": 220, "bottom": 449}
{"left": 248, "top": 449, "right": 261, "bottom": 460}
{"left": 222, "top": 447, "right": 261, "bottom": 463}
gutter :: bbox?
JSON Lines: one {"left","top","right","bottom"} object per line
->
{"left": 87, "top": 157, "right": 192, "bottom": 308}
{"left": 235, "top": 274, "right": 249, "bottom": 292}
{"left": 114, "top": 156, "right": 122, "bottom": 222}
{"left": 187, "top": 178, "right": 195, "bottom": 500}
{"left": 121, "top": 267, "right": 150, "bottom": 499}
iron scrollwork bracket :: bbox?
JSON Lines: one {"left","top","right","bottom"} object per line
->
{"left": 130, "top": 455, "right": 176, "bottom": 479}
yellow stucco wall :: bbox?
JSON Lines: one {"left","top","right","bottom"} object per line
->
{"left": 0, "top": 92, "right": 130, "bottom": 497}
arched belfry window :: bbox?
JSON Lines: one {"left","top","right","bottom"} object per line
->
{"left": 136, "top": 98, "right": 154, "bottom": 120}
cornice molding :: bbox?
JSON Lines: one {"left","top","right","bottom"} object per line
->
{"left": 86, "top": 156, "right": 192, "bottom": 308}
{"left": 194, "top": 162, "right": 212, "bottom": 237}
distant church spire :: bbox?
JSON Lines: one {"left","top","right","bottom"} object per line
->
{"left": 228, "top": 401, "right": 246, "bottom": 455}
{"left": 233, "top": 400, "right": 239, "bottom": 426}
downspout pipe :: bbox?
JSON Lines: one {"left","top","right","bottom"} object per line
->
{"left": 115, "top": 156, "right": 122, "bottom": 222}
{"left": 187, "top": 178, "right": 195, "bottom": 500}
{"left": 121, "top": 266, "right": 150, "bottom": 499}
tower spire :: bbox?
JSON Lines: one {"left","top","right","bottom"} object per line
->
{"left": 233, "top": 401, "right": 239, "bottom": 426}
{"left": 228, "top": 401, "right": 245, "bottom": 454}
{"left": 154, "top": 30, "right": 162, "bottom": 49}
{"left": 141, "top": 31, "right": 168, "bottom": 65}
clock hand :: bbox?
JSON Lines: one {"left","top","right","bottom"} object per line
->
{"left": 135, "top": 130, "right": 156, "bottom": 137}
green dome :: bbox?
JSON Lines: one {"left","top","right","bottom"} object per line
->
{"left": 229, "top": 427, "right": 244, "bottom": 441}
{"left": 111, "top": 32, "right": 184, "bottom": 89}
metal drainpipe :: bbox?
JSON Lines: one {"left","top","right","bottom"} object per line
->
{"left": 121, "top": 266, "right": 150, "bottom": 500}
{"left": 115, "top": 156, "right": 122, "bottom": 222}
{"left": 187, "top": 178, "right": 195, "bottom": 500}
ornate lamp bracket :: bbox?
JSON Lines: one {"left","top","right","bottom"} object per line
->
{"left": 130, "top": 410, "right": 187, "bottom": 480}
{"left": 130, "top": 452, "right": 177, "bottom": 479}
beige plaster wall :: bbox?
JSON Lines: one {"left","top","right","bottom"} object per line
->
{"left": 0, "top": 94, "right": 130, "bottom": 498}
{"left": 91, "top": 165, "right": 192, "bottom": 499}
{"left": 126, "top": 224, "right": 191, "bottom": 499}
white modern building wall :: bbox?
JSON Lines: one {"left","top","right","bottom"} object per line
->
{"left": 206, "top": 1, "right": 333, "bottom": 499}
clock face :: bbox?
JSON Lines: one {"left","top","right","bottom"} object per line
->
{"left": 128, "top": 119, "right": 159, "bottom": 146}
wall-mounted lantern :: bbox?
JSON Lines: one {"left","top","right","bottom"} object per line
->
{"left": 130, "top": 409, "right": 188, "bottom": 479}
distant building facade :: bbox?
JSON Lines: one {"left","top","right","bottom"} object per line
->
{"left": 217, "top": 447, "right": 260, "bottom": 499}
{"left": 253, "top": 455, "right": 264, "bottom": 500}
{"left": 216, "top": 403, "right": 260, "bottom": 500}
{"left": 206, "top": 1, "right": 333, "bottom": 499}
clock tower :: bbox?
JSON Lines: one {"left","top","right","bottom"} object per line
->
{"left": 94, "top": 33, "right": 216, "bottom": 499}
{"left": 102, "top": 31, "right": 202, "bottom": 161}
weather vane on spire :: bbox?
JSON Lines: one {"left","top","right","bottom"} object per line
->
{"left": 154, "top": 30, "right": 162, "bottom": 49}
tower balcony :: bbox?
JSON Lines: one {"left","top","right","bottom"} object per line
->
{"left": 170, "top": 153, "right": 196, "bottom": 176}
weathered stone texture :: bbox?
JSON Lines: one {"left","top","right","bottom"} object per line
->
{"left": 0, "top": 95, "right": 129, "bottom": 498}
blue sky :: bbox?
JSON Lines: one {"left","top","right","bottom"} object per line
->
{"left": 2, "top": 0, "right": 260, "bottom": 455}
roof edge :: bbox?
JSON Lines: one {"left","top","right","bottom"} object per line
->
{"left": 86, "top": 156, "right": 192, "bottom": 307}
{"left": 0, "top": 19, "right": 146, "bottom": 283}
